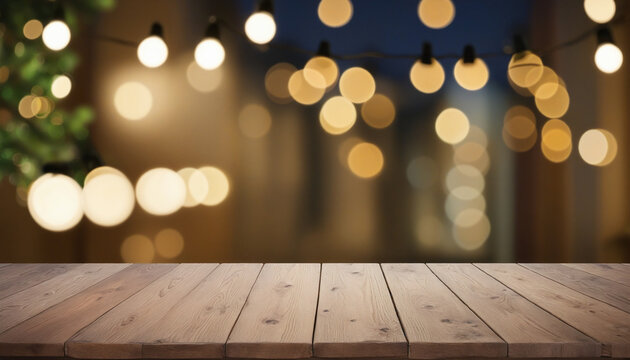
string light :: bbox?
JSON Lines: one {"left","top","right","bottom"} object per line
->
{"left": 584, "top": 0, "right": 615, "bottom": 24}
{"left": 194, "top": 17, "right": 225, "bottom": 70}
{"left": 135, "top": 168, "right": 186, "bottom": 215}
{"left": 137, "top": 23, "right": 168, "bottom": 68}
{"left": 508, "top": 36, "right": 544, "bottom": 88}
{"left": 320, "top": 96, "right": 356, "bottom": 135}
{"left": 304, "top": 42, "right": 339, "bottom": 89}
{"left": 339, "top": 67, "right": 375, "bottom": 103}
{"left": 42, "top": 7, "right": 71, "bottom": 51}
{"left": 594, "top": 28, "right": 623, "bottom": 74}
{"left": 409, "top": 43, "right": 445, "bottom": 94}
{"left": 454, "top": 45, "right": 489, "bottom": 91}
{"left": 245, "top": 0, "right": 276, "bottom": 45}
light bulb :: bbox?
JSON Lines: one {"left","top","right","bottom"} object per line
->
{"left": 595, "top": 43, "right": 623, "bottom": 73}
{"left": 195, "top": 38, "right": 225, "bottom": 70}
{"left": 584, "top": 0, "right": 615, "bottom": 24}
{"left": 410, "top": 43, "right": 444, "bottom": 94}
{"left": 137, "top": 23, "right": 168, "bottom": 68}
{"left": 454, "top": 46, "right": 489, "bottom": 91}
{"left": 28, "top": 173, "right": 83, "bottom": 231}
{"left": 245, "top": 11, "right": 276, "bottom": 44}
{"left": 42, "top": 20, "right": 71, "bottom": 51}
{"left": 135, "top": 168, "right": 186, "bottom": 215}
{"left": 82, "top": 167, "right": 135, "bottom": 227}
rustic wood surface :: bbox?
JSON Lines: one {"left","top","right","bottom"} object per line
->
{"left": 0, "top": 263, "right": 627, "bottom": 359}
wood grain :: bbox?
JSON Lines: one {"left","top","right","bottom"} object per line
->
{"left": 142, "top": 263, "right": 262, "bottom": 359}
{"left": 477, "top": 263, "right": 630, "bottom": 357}
{"left": 314, "top": 263, "right": 406, "bottom": 359}
{"left": 0, "top": 264, "right": 128, "bottom": 334}
{"left": 0, "top": 264, "right": 78, "bottom": 300}
{"left": 0, "top": 264, "right": 175, "bottom": 357}
{"left": 563, "top": 263, "right": 630, "bottom": 287}
{"left": 66, "top": 263, "right": 218, "bottom": 359}
{"left": 429, "top": 263, "right": 599, "bottom": 358}
{"left": 522, "top": 263, "right": 630, "bottom": 313}
{"left": 226, "top": 263, "right": 320, "bottom": 359}
{"left": 382, "top": 263, "right": 505, "bottom": 359}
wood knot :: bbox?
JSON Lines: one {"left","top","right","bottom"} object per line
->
{"left": 331, "top": 286, "right": 339, "bottom": 291}
{"left": 380, "top": 327, "right": 390, "bottom": 333}
{"left": 441, "top": 319, "right": 452, "bottom": 323}
{"left": 322, "top": 309, "right": 329, "bottom": 312}
{"left": 264, "top": 318, "right": 279, "bottom": 325}
{"left": 423, "top": 304, "right": 434, "bottom": 309}
{"left": 351, "top": 271, "right": 361, "bottom": 275}
{"left": 350, "top": 319, "right": 357, "bottom": 322}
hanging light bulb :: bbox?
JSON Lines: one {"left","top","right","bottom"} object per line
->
{"left": 42, "top": 6, "right": 70, "bottom": 51}
{"left": 594, "top": 28, "right": 623, "bottom": 74}
{"left": 137, "top": 22, "right": 168, "bottom": 68}
{"left": 195, "top": 16, "right": 225, "bottom": 70}
{"left": 508, "top": 35, "right": 543, "bottom": 88}
{"left": 453, "top": 45, "right": 489, "bottom": 91}
{"left": 409, "top": 42, "right": 445, "bottom": 94}
{"left": 245, "top": 0, "right": 276, "bottom": 45}
{"left": 304, "top": 41, "right": 339, "bottom": 89}
{"left": 584, "top": 0, "right": 615, "bottom": 24}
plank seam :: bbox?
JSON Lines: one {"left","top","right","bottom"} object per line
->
{"left": 0, "top": 264, "right": 81, "bottom": 301}
{"left": 63, "top": 264, "right": 180, "bottom": 358}
{"left": 378, "top": 263, "right": 410, "bottom": 358}
{"left": 473, "top": 263, "right": 603, "bottom": 355}
{"left": 310, "top": 263, "right": 323, "bottom": 358}
{"left": 425, "top": 264, "right": 509, "bottom": 355}
{"left": 564, "top": 264, "right": 630, "bottom": 288}
{"left": 222, "top": 262, "right": 265, "bottom": 358}
{"left": 520, "top": 263, "right": 630, "bottom": 315}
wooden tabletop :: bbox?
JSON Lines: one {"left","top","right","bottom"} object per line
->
{"left": 0, "top": 263, "right": 628, "bottom": 359}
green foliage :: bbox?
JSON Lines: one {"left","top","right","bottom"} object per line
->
{"left": 0, "top": 0, "right": 114, "bottom": 187}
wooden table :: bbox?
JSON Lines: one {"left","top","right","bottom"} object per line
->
{"left": 0, "top": 263, "right": 629, "bottom": 359}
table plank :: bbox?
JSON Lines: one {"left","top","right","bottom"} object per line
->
{"left": 522, "top": 263, "right": 630, "bottom": 313}
{"left": 0, "top": 264, "right": 79, "bottom": 300}
{"left": 66, "top": 263, "right": 218, "bottom": 359}
{"left": 563, "top": 264, "right": 630, "bottom": 287}
{"left": 142, "top": 263, "right": 262, "bottom": 359}
{"left": 0, "top": 264, "right": 175, "bottom": 357}
{"left": 0, "top": 264, "right": 128, "bottom": 334}
{"left": 382, "top": 263, "right": 506, "bottom": 359}
{"left": 477, "top": 263, "right": 630, "bottom": 357}
{"left": 226, "top": 263, "right": 320, "bottom": 359}
{"left": 428, "top": 263, "right": 599, "bottom": 358}
{"left": 313, "top": 263, "right": 406, "bottom": 359}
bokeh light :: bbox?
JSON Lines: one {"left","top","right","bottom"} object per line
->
{"left": 245, "top": 11, "right": 276, "bottom": 45}
{"left": 154, "top": 228, "right": 184, "bottom": 259}
{"left": 238, "top": 103, "right": 272, "bottom": 139}
{"left": 360, "top": 93, "right": 395, "bottom": 129}
{"left": 454, "top": 58, "right": 489, "bottom": 91}
{"left": 508, "top": 51, "right": 543, "bottom": 88}
{"left": 445, "top": 192, "right": 486, "bottom": 223}
{"left": 42, "top": 20, "right": 71, "bottom": 51}
{"left": 51, "top": 75, "right": 72, "bottom": 99}
{"left": 503, "top": 105, "right": 538, "bottom": 152}
{"left": 288, "top": 69, "right": 325, "bottom": 105}
{"left": 409, "top": 59, "right": 445, "bottom": 94}
{"left": 527, "top": 66, "right": 563, "bottom": 98}
{"left": 541, "top": 119, "right": 572, "bottom": 163}
{"left": 347, "top": 142, "right": 384, "bottom": 179}
{"left": 584, "top": 0, "right": 615, "bottom": 23}
{"left": 121, "top": 234, "right": 154, "bottom": 263}
{"left": 435, "top": 108, "right": 470, "bottom": 144}
{"left": 339, "top": 67, "right": 375, "bottom": 103}
{"left": 23, "top": 19, "right": 43, "bottom": 40}
{"left": 453, "top": 212, "right": 490, "bottom": 251}
{"left": 318, "top": 0, "right": 353, "bottom": 28}
{"left": 27, "top": 173, "right": 83, "bottom": 232}
{"left": 446, "top": 165, "right": 485, "bottom": 200}
{"left": 198, "top": 166, "right": 230, "bottom": 206}
{"left": 137, "top": 35, "right": 168, "bottom": 68}
{"left": 304, "top": 56, "right": 339, "bottom": 89}
{"left": 595, "top": 43, "right": 623, "bottom": 74}
{"left": 114, "top": 82, "right": 153, "bottom": 120}
{"left": 194, "top": 38, "right": 225, "bottom": 70}
{"left": 415, "top": 216, "right": 444, "bottom": 248}
{"left": 535, "top": 83, "right": 569, "bottom": 118}
{"left": 320, "top": 96, "right": 356, "bottom": 135}
{"left": 418, "top": 0, "right": 455, "bottom": 29}
{"left": 135, "top": 168, "right": 187, "bottom": 215}
{"left": 186, "top": 61, "right": 223, "bottom": 93}
{"left": 265, "top": 63, "right": 296, "bottom": 103}
{"left": 578, "top": 129, "right": 617, "bottom": 166}
{"left": 82, "top": 167, "right": 135, "bottom": 227}
{"left": 177, "top": 167, "right": 207, "bottom": 208}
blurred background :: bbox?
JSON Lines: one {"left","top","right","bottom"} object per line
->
{"left": 0, "top": 0, "right": 629, "bottom": 263}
